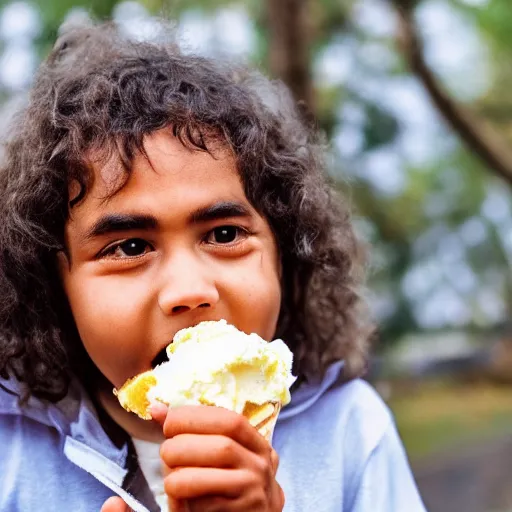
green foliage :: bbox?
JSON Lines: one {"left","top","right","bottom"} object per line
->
{"left": 361, "top": 103, "right": 400, "bottom": 150}
{"left": 0, "top": 0, "right": 510, "bottom": 343}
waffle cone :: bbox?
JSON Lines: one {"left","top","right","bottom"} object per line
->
{"left": 242, "top": 401, "right": 281, "bottom": 444}
{"left": 114, "top": 370, "right": 156, "bottom": 420}
{"left": 115, "top": 372, "right": 282, "bottom": 444}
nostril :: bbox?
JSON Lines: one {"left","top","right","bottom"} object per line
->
{"left": 170, "top": 303, "right": 210, "bottom": 314}
{"left": 172, "top": 305, "right": 190, "bottom": 314}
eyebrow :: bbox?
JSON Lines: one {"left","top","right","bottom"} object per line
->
{"left": 83, "top": 201, "right": 252, "bottom": 241}
{"left": 83, "top": 214, "right": 158, "bottom": 241}
{"left": 189, "top": 201, "right": 252, "bottom": 223}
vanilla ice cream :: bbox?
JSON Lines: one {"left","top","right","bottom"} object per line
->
{"left": 115, "top": 320, "right": 296, "bottom": 423}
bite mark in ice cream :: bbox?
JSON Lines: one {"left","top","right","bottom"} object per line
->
{"left": 114, "top": 320, "right": 296, "bottom": 427}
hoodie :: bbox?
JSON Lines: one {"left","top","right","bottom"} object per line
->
{"left": 0, "top": 363, "right": 426, "bottom": 512}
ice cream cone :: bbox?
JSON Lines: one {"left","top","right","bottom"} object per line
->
{"left": 114, "top": 370, "right": 156, "bottom": 420}
{"left": 115, "top": 320, "right": 294, "bottom": 442}
{"left": 115, "top": 372, "right": 282, "bottom": 443}
{"left": 243, "top": 401, "right": 281, "bottom": 444}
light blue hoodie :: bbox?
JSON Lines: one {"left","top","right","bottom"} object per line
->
{"left": 0, "top": 362, "right": 426, "bottom": 511}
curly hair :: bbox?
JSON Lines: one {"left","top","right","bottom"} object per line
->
{"left": 0, "top": 22, "right": 373, "bottom": 402}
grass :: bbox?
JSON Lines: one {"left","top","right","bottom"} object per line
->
{"left": 387, "top": 379, "right": 512, "bottom": 461}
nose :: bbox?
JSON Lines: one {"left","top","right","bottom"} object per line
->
{"left": 157, "top": 253, "right": 220, "bottom": 316}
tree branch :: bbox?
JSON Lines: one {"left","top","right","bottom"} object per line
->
{"left": 265, "top": 0, "right": 314, "bottom": 110}
{"left": 394, "top": 3, "right": 512, "bottom": 185}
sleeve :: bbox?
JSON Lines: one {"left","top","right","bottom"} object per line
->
{"left": 350, "top": 421, "right": 428, "bottom": 512}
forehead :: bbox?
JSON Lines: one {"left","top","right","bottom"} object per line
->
{"left": 72, "top": 130, "right": 247, "bottom": 220}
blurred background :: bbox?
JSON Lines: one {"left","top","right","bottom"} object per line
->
{"left": 0, "top": 0, "right": 511, "bottom": 510}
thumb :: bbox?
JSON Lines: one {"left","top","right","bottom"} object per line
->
{"left": 101, "top": 496, "right": 130, "bottom": 512}
{"left": 150, "top": 402, "right": 169, "bottom": 426}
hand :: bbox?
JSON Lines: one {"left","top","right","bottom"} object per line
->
{"left": 100, "top": 496, "right": 130, "bottom": 512}
{"left": 152, "top": 404, "right": 285, "bottom": 512}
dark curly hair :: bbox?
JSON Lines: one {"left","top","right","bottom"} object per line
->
{"left": 0, "top": 22, "right": 373, "bottom": 402}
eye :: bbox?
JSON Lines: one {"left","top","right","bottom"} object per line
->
{"left": 101, "top": 238, "right": 153, "bottom": 259}
{"left": 207, "top": 226, "right": 246, "bottom": 244}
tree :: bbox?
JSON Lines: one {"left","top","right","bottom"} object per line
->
{"left": 392, "top": 0, "right": 512, "bottom": 185}
{"left": 264, "top": 0, "right": 314, "bottom": 109}
{"left": 1, "top": 0, "right": 511, "bottom": 343}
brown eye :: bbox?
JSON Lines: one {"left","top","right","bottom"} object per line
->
{"left": 101, "top": 238, "right": 152, "bottom": 258}
{"left": 211, "top": 226, "right": 240, "bottom": 244}
{"left": 118, "top": 239, "right": 149, "bottom": 256}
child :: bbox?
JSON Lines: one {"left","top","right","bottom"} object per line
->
{"left": 0, "top": 21, "right": 426, "bottom": 512}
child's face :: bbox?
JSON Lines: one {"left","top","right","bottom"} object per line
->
{"left": 59, "top": 130, "right": 282, "bottom": 390}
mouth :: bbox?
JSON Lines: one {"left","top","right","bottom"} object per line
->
{"left": 149, "top": 318, "right": 225, "bottom": 369}
{"left": 151, "top": 346, "right": 170, "bottom": 368}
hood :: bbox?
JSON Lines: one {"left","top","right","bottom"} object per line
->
{"left": 0, "top": 375, "right": 158, "bottom": 511}
{"left": 0, "top": 361, "right": 344, "bottom": 512}
{"left": 0, "top": 375, "right": 128, "bottom": 466}
{"left": 278, "top": 360, "right": 344, "bottom": 421}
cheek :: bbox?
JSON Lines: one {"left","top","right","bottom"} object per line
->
{"left": 251, "top": 243, "right": 282, "bottom": 336}
{"left": 224, "top": 250, "right": 282, "bottom": 339}
{"left": 250, "top": 277, "right": 282, "bottom": 339}
{"left": 63, "top": 274, "right": 150, "bottom": 384}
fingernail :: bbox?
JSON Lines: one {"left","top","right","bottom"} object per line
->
{"left": 149, "top": 402, "right": 168, "bottom": 417}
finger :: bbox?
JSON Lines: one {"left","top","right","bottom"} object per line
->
{"left": 168, "top": 497, "right": 190, "bottom": 512}
{"left": 160, "top": 433, "right": 256, "bottom": 469}
{"left": 149, "top": 402, "right": 168, "bottom": 425}
{"left": 186, "top": 490, "right": 274, "bottom": 512}
{"left": 186, "top": 495, "right": 227, "bottom": 512}
{"left": 278, "top": 484, "right": 286, "bottom": 509}
{"left": 164, "top": 467, "right": 251, "bottom": 500}
{"left": 100, "top": 496, "right": 130, "bottom": 512}
{"left": 270, "top": 448, "right": 280, "bottom": 476}
{"left": 162, "top": 406, "right": 269, "bottom": 455}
